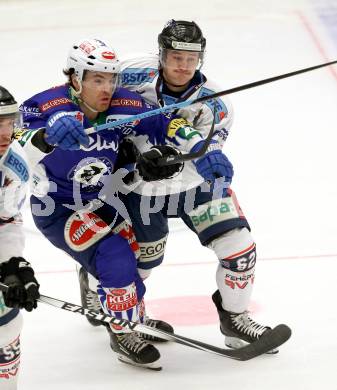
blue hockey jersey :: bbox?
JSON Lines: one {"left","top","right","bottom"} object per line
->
{"left": 19, "top": 84, "right": 203, "bottom": 202}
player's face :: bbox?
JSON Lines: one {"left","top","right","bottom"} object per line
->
{"left": 162, "top": 50, "right": 200, "bottom": 88}
{"left": 80, "top": 71, "right": 118, "bottom": 112}
{"left": 0, "top": 117, "right": 14, "bottom": 155}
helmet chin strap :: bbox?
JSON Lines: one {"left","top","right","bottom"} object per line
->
{"left": 71, "top": 79, "right": 99, "bottom": 114}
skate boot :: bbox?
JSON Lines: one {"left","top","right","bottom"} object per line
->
{"left": 212, "top": 290, "right": 278, "bottom": 354}
{"left": 107, "top": 326, "right": 161, "bottom": 370}
{"left": 78, "top": 267, "right": 103, "bottom": 327}
{"left": 140, "top": 316, "right": 174, "bottom": 343}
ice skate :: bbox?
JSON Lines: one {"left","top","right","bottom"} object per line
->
{"left": 212, "top": 290, "right": 278, "bottom": 353}
{"left": 107, "top": 326, "right": 161, "bottom": 370}
{"left": 78, "top": 267, "right": 103, "bottom": 327}
{"left": 140, "top": 316, "right": 174, "bottom": 342}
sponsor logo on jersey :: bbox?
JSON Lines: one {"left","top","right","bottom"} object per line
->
{"left": 64, "top": 211, "right": 111, "bottom": 251}
{"left": 4, "top": 150, "right": 29, "bottom": 182}
{"left": 19, "top": 105, "right": 41, "bottom": 117}
{"left": 40, "top": 97, "right": 72, "bottom": 112}
{"left": 106, "top": 283, "right": 138, "bottom": 312}
{"left": 110, "top": 98, "right": 143, "bottom": 108}
{"left": 167, "top": 118, "right": 199, "bottom": 140}
{"left": 82, "top": 134, "right": 118, "bottom": 152}
{"left": 122, "top": 68, "right": 158, "bottom": 85}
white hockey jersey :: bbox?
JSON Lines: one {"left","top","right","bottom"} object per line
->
{"left": 120, "top": 53, "right": 234, "bottom": 195}
{"left": 0, "top": 140, "right": 29, "bottom": 322}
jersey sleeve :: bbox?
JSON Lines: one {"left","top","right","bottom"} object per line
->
{"left": 176, "top": 81, "right": 234, "bottom": 149}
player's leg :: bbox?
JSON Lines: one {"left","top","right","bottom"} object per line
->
{"left": 120, "top": 191, "right": 174, "bottom": 341}
{"left": 182, "top": 187, "right": 276, "bottom": 349}
{"left": 0, "top": 305, "right": 22, "bottom": 390}
{"left": 30, "top": 196, "right": 161, "bottom": 368}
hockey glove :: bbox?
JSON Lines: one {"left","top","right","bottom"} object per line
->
{"left": 45, "top": 112, "right": 90, "bottom": 150}
{"left": 137, "top": 145, "right": 184, "bottom": 182}
{"left": 191, "top": 140, "right": 233, "bottom": 197}
{"left": 0, "top": 257, "right": 40, "bottom": 312}
{"left": 114, "top": 139, "right": 138, "bottom": 184}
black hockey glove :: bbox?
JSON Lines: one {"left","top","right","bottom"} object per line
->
{"left": 136, "top": 145, "right": 184, "bottom": 182}
{"left": 0, "top": 257, "right": 40, "bottom": 312}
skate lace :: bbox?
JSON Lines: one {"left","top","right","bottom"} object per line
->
{"left": 144, "top": 317, "right": 159, "bottom": 328}
{"left": 86, "top": 290, "right": 101, "bottom": 312}
{"left": 118, "top": 332, "right": 148, "bottom": 353}
{"left": 231, "top": 312, "right": 268, "bottom": 338}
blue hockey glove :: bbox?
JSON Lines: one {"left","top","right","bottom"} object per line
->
{"left": 45, "top": 112, "right": 90, "bottom": 150}
{"left": 192, "top": 140, "right": 233, "bottom": 196}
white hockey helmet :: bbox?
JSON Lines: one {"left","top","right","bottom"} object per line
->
{"left": 66, "top": 38, "right": 121, "bottom": 82}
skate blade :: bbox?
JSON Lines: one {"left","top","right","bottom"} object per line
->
{"left": 225, "top": 336, "right": 279, "bottom": 354}
{"left": 117, "top": 355, "right": 162, "bottom": 371}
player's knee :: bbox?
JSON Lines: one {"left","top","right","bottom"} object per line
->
{"left": 95, "top": 235, "right": 138, "bottom": 286}
{"left": 208, "top": 227, "right": 256, "bottom": 273}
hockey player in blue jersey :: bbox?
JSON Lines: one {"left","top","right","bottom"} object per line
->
{"left": 111, "top": 20, "right": 282, "bottom": 352}
{"left": 19, "top": 38, "right": 232, "bottom": 369}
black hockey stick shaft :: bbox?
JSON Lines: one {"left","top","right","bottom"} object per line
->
{"left": 0, "top": 282, "right": 291, "bottom": 360}
{"left": 192, "top": 60, "right": 337, "bottom": 104}
{"left": 89, "top": 60, "right": 337, "bottom": 134}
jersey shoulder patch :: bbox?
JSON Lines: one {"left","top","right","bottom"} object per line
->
{"left": 197, "top": 86, "right": 229, "bottom": 123}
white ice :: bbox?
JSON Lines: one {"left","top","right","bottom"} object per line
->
{"left": 1, "top": 0, "right": 337, "bottom": 389}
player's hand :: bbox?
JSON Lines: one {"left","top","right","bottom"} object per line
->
{"left": 137, "top": 145, "right": 184, "bottom": 181}
{"left": 192, "top": 140, "right": 233, "bottom": 197}
{"left": 0, "top": 257, "right": 40, "bottom": 312}
{"left": 45, "top": 112, "right": 89, "bottom": 150}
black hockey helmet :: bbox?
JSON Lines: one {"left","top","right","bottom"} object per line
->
{"left": 158, "top": 20, "right": 206, "bottom": 70}
{"left": 158, "top": 19, "right": 206, "bottom": 52}
{"left": 0, "top": 86, "right": 19, "bottom": 117}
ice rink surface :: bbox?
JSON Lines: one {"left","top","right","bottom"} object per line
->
{"left": 1, "top": 0, "right": 337, "bottom": 388}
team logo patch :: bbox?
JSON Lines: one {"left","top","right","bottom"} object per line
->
{"left": 106, "top": 283, "right": 137, "bottom": 312}
{"left": 64, "top": 212, "right": 111, "bottom": 251}
{"left": 167, "top": 118, "right": 198, "bottom": 140}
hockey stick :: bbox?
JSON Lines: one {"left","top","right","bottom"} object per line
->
{"left": 85, "top": 59, "right": 337, "bottom": 135}
{"left": 0, "top": 282, "right": 291, "bottom": 361}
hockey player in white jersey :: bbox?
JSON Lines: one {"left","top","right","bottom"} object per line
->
{"left": 0, "top": 86, "right": 40, "bottom": 389}
{"left": 114, "top": 20, "right": 280, "bottom": 350}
